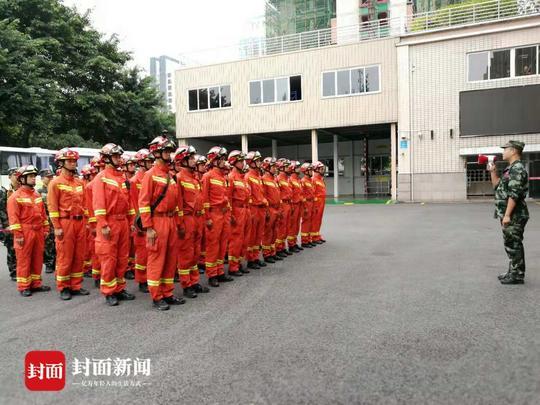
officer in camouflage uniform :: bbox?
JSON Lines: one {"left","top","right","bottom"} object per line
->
{"left": 38, "top": 169, "right": 56, "bottom": 273}
{"left": 1, "top": 167, "right": 19, "bottom": 281}
{"left": 489, "top": 140, "right": 529, "bottom": 285}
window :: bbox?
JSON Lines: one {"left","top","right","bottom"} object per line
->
{"left": 187, "top": 84, "right": 232, "bottom": 111}
{"left": 188, "top": 90, "right": 198, "bottom": 111}
{"left": 263, "top": 79, "right": 275, "bottom": 103}
{"left": 322, "top": 71, "right": 335, "bottom": 97}
{"left": 468, "top": 52, "right": 489, "bottom": 81}
{"left": 468, "top": 45, "right": 540, "bottom": 81}
{"left": 337, "top": 70, "right": 350, "bottom": 95}
{"left": 322, "top": 65, "right": 380, "bottom": 98}
{"left": 249, "top": 75, "right": 302, "bottom": 105}
{"left": 168, "top": 85, "right": 172, "bottom": 91}
{"left": 515, "top": 46, "right": 537, "bottom": 76}
{"left": 167, "top": 73, "right": 172, "bottom": 77}
{"left": 490, "top": 49, "right": 510, "bottom": 79}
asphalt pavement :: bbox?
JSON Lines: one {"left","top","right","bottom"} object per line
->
{"left": 0, "top": 202, "right": 539, "bottom": 404}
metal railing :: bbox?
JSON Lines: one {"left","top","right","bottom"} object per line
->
{"left": 180, "top": 0, "right": 540, "bottom": 67}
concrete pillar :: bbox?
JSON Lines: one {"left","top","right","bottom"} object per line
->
{"left": 241, "top": 134, "right": 248, "bottom": 153}
{"left": 311, "top": 129, "right": 318, "bottom": 162}
{"left": 333, "top": 134, "right": 339, "bottom": 199}
{"left": 271, "top": 139, "right": 278, "bottom": 158}
{"left": 390, "top": 123, "right": 397, "bottom": 200}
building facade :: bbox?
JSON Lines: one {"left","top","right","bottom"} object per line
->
{"left": 176, "top": 1, "right": 540, "bottom": 201}
{"left": 149, "top": 55, "right": 182, "bottom": 113}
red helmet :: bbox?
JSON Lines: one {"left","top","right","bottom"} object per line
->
{"left": 207, "top": 146, "right": 227, "bottom": 164}
{"left": 134, "top": 148, "right": 153, "bottom": 163}
{"left": 81, "top": 164, "right": 97, "bottom": 178}
{"left": 149, "top": 136, "right": 176, "bottom": 153}
{"left": 245, "top": 151, "right": 262, "bottom": 163}
{"left": 276, "top": 158, "right": 290, "bottom": 170}
{"left": 312, "top": 161, "right": 324, "bottom": 170}
{"left": 55, "top": 148, "right": 79, "bottom": 163}
{"left": 228, "top": 150, "right": 245, "bottom": 165}
{"left": 289, "top": 160, "right": 301, "bottom": 170}
{"left": 90, "top": 155, "right": 105, "bottom": 168}
{"left": 100, "top": 143, "right": 124, "bottom": 157}
{"left": 16, "top": 165, "right": 39, "bottom": 182}
{"left": 122, "top": 152, "right": 136, "bottom": 165}
{"left": 300, "top": 162, "right": 312, "bottom": 173}
{"left": 174, "top": 145, "right": 197, "bottom": 162}
{"left": 261, "top": 157, "right": 277, "bottom": 171}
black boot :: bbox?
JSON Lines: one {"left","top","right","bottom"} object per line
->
{"left": 285, "top": 250, "right": 293, "bottom": 256}
{"left": 264, "top": 256, "right": 275, "bottom": 264}
{"left": 500, "top": 275, "right": 524, "bottom": 285}
{"left": 193, "top": 283, "right": 210, "bottom": 293}
{"left": 60, "top": 288, "right": 72, "bottom": 301}
{"left": 31, "top": 285, "right": 51, "bottom": 292}
{"left": 498, "top": 272, "right": 509, "bottom": 280}
{"left": 297, "top": 245, "right": 304, "bottom": 250}
{"left": 209, "top": 277, "right": 219, "bottom": 287}
{"left": 153, "top": 299, "right": 170, "bottom": 311}
{"left": 183, "top": 287, "right": 198, "bottom": 298}
{"left": 94, "top": 279, "right": 100, "bottom": 288}
{"left": 139, "top": 282, "right": 149, "bottom": 293}
{"left": 301, "top": 243, "right": 313, "bottom": 248}
{"left": 115, "top": 290, "right": 135, "bottom": 300}
{"left": 229, "top": 271, "right": 243, "bottom": 277}
{"left": 106, "top": 295, "right": 119, "bottom": 306}
{"left": 20, "top": 289, "right": 32, "bottom": 297}
{"left": 273, "top": 255, "right": 283, "bottom": 261}
{"left": 247, "top": 261, "right": 260, "bottom": 270}
{"left": 277, "top": 251, "right": 287, "bottom": 258}
{"left": 164, "top": 295, "right": 186, "bottom": 305}
{"left": 45, "top": 266, "right": 54, "bottom": 274}
{"left": 240, "top": 266, "right": 250, "bottom": 274}
{"left": 257, "top": 260, "right": 267, "bottom": 267}
{"left": 71, "top": 288, "right": 90, "bottom": 296}
{"left": 124, "top": 270, "right": 135, "bottom": 280}
{"left": 217, "top": 274, "right": 234, "bottom": 282}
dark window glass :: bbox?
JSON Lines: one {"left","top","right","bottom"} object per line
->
{"left": 337, "top": 70, "right": 350, "bottom": 95}
{"left": 209, "top": 87, "right": 220, "bottom": 109}
{"left": 490, "top": 49, "right": 510, "bottom": 79}
{"left": 365, "top": 66, "right": 379, "bottom": 92}
{"left": 220, "top": 85, "right": 231, "bottom": 107}
{"left": 322, "top": 71, "right": 335, "bottom": 96}
{"left": 263, "top": 79, "right": 275, "bottom": 103}
{"left": 198, "top": 88, "right": 208, "bottom": 110}
{"left": 250, "top": 81, "right": 261, "bottom": 104}
{"left": 289, "top": 75, "right": 302, "bottom": 101}
{"left": 188, "top": 89, "right": 198, "bottom": 111}
{"left": 515, "top": 46, "right": 537, "bottom": 76}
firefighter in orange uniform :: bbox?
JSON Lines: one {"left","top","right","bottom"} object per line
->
{"left": 139, "top": 136, "right": 185, "bottom": 311}
{"left": 287, "top": 161, "right": 303, "bottom": 253}
{"left": 194, "top": 155, "right": 209, "bottom": 272}
{"left": 85, "top": 156, "right": 105, "bottom": 288}
{"left": 81, "top": 164, "right": 97, "bottom": 278}
{"left": 130, "top": 148, "right": 154, "bottom": 293}
{"left": 174, "top": 145, "right": 210, "bottom": 298}
{"left": 245, "top": 151, "right": 268, "bottom": 270}
{"left": 275, "top": 158, "right": 293, "bottom": 257}
{"left": 201, "top": 146, "right": 234, "bottom": 287}
{"left": 261, "top": 157, "right": 282, "bottom": 263}
{"left": 300, "top": 163, "right": 316, "bottom": 248}
{"left": 7, "top": 165, "right": 51, "bottom": 297}
{"left": 122, "top": 153, "right": 137, "bottom": 280}
{"left": 311, "top": 161, "right": 327, "bottom": 244}
{"left": 92, "top": 144, "right": 136, "bottom": 306}
{"left": 227, "top": 150, "right": 251, "bottom": 276}
{"left": 48, "top": 148, "right": 89, "bottom": 300}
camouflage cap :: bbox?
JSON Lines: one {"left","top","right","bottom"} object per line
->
{"left": 7, "top": 167, "right": 18, "bottom": 176}
{"left": 501, "top": 140, "right": 525, "bottom": 152}
{"left": 39, "top": 168, "right": 54, "bottom": 177}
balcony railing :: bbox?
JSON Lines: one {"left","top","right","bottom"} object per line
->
{"left": 179, "top": 0, "right": 540, "bottom": 67}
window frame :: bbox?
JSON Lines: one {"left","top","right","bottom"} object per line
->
{"left": 467, "top": 45, "right": 540, "bottom": 83}
{"left": 186, "top": 83, "right": 233, "bottom": 113}
{"left": 321, "top": 64, "right": 382, "bottom": 99}
{"left": 248, "top": 74, "right": 304, "bottom": 107}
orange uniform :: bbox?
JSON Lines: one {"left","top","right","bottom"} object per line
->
{"left": 262, "top": 172, "right": 281, "bottom": 258}
{"left": 201, "top": 167, "right": 229, "bottom": 278}
{"left": 176, "top": 167, "right": 204, "bottom": 288}
{"left": 47, "top": 173, "right": 86, "bottom": 292}
{"left": 300, "top": 175, "right": 315, "bottom": 244}
{"left": 276, "top": 172, "right": 292, "bottom": 253}
{"left": 82, "top": 179, "right": 93, "bottom": 275}
{"left": 288, "top": 173, "right": 303, "bottom": 248}
{"left": 246, "top": 168, "right": 268, "bottom": 262}
{"left": 138, "top": 162, "right": 183, "bottom": 301}
{"left": 227, "top": 169, "right": 251, "bottom": 272}
{"left": 130, "top": 169, "right": 147, "bottom": 285}
{"left": 7, "top": 187, "right": 49, "bottom": 291}
{"left": 85, "top": 178, "right": 101, "bottom": 282}
{"left": 312, "top": 172, "right": 326, "bottom": 242}
{"left": 93, "top": 167, "right": 135, "bottom": 296}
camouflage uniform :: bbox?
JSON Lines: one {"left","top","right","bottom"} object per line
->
{"left": 494, "top": 159, "right": 529, "bottom": 281}
{"left": 37, "top": 181, "right": 56, "bottom": 272}
{"left": 1, "top": 185, "right": 17, "bottom": 280}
